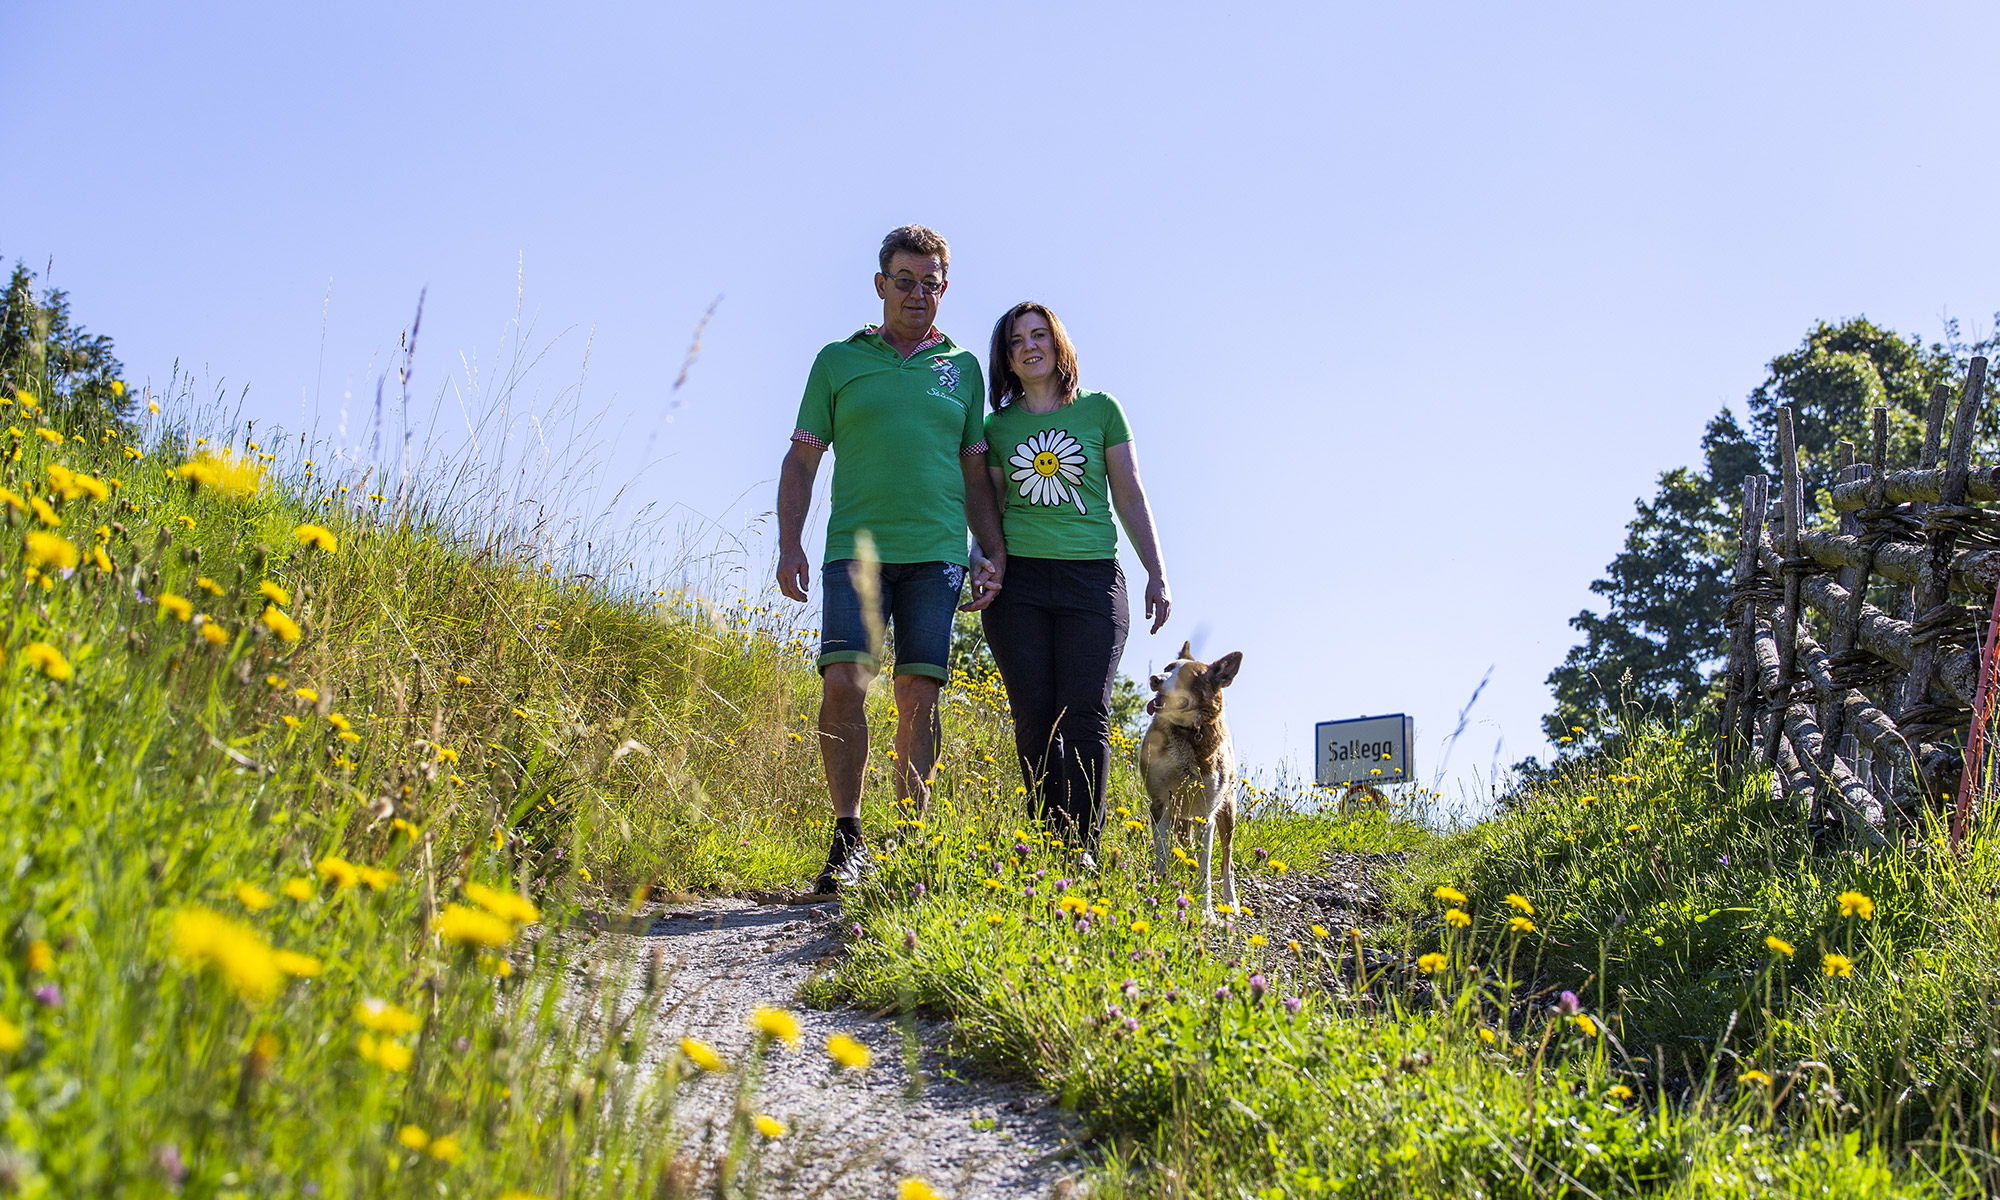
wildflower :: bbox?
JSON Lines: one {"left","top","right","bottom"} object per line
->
{"left": 1822, "top": 952, "right": 1854, "bottom": 978}
{"left": 1123, "top": 818, "right": 1145, "bottom": 831}
{"left": 354, "top": 998, "right": 419, "bottom": 1034}
{"left": 986, "top": 914, "right": 1004, "bottom": 925}
{"left": 0, "top": 1016, "right": 21, "bottom": 1053}
{"left": 1433, "top": 885, "right": 1467, "bottom": 906}
{"left": 158, "top": 593, "right": 193, "bottom": 621}
{"left": 317, "top": 856, "right": 360, "bottom": 889}
{"left": 1271, "top": 860, "right": 1288, "bottom": 872}
{"left": 1311, "top": 924, "right": 1330, "bottom": 939}
{"left": 465, "top": 882, "right": 540, "bottom": 924}
{"left": 899, "top": 1180, "right": 945, "bottom": 1200}
{"left": 255, "top": 602, "right": 304, "bottom": 643}
{"left": 1504, "top": 893, "right": 1534, "bottom": 915}
{"left": 356, "top": 1033, "right": 413, "bottom": 1071}
{"left": 392, "top": 817, "right": 419, "bottom": 840}
{"left": 294, "top": 687, "right": 318, "bottom": 703}
{"left": 356, "top": 866, "right": 397, "bottom": 891}
{"left": 200, "top": 623, "right": 230, "bottom": 646}
{"left": 478, "top": 954, "right": 512, "bottom": 977}
{"left": 282, "top": 715, "right": 302, "bottom": 729}
{"left": 1608, "top": 1084, "right": 1634, "bottom": 1101}
{"left": 292, "top": 523, "right": 338, "bottom": 552}
{"left": 436, "top": 746, "right": 460, "bottom": 765}
{"left": 281, "top": 878, "right": 315, "bottom": 901}
{"left": 91, "top": 545, "right": 111, "bottom": 572}
{"left": 437, "top": 903, "right": 515, "bottom": 947}
{"left": 273, "top": 951, "right": 322, "bottom": 978}
{"left": 30, "top": 497, "right": 58, "bottom": 527}
{"left": 1557, "top": 990, "right": 1580, "bottom": 1015}
{"left": 24, "top": 531, "right": 77, "bottom": 570}
{"left": 1287, "top": 939, "right": 1300, "bottom": 952}
{"left": 259, "top": 580, "right": 291, "bottom": 605}
{"left": 454, "top": 674, "right": 473, "bottom": 685}
{"left": 34, "top": 427, "right": 60, "bottom": 444}
{"left": 326, "top": 713, "right": 352, "bottom": 733}
{"left": 749, "top": 1006, "right": 801, "bottom": 1047}
{"left": 1574, "top": 1014, "right": 1598, "bottom": 1037}
{"left": 1836, "top": 891, "right": 1874, "bottom": 920}
{"left": 1477, "top": 1027, "right": 1497, "bottom": 1045}
{"left": 1247, "top": 973, "right": 1268, "bottom": 1002}
{"left": 0, "top": 488, "right": 20, "bottom": 512}
{"left": 681, "top": 1037, "right": 725, "bottom": 1071}
{"left": 397, "top": 1125, "right": 430, "bottom": 1151}
{"left": 1738, "top": 1069, "right": 1772, "bottom": 1087}
{"left": 753, "top": 1114, "right": 787, "bottom": 1138}
{"left": 826, "top": 1033, "right": 872, "bottom": 1069}
{"left": 1130, "top": 919, "right": 1151, "bottom": 933}
{"left": 22, "top": 642, "right": 72, "bottom": 681}
{"left": 234, "top": 883, "right": 273, "bottom": 912}
{"left": 196, "top": 576, "right": 223, "bottom": 595}
{"left": 427, "top": 1136, "right": 463, "bottom": 1163}
{"left": 1283, "top": 995, "right": 1303, "bottom": 1015}
{"left": 27, "top": 941, "right": 53, "bottom": 972}
{"left": 1417, "top": 952, "right": 1448, "bottom": 973}
{"left": 171, "top": 907, "right": 281, "bottom": 1002}
{"left": 1765, "top": 935, "right": 1794, "bottom": 958}
{"left": 1444, "top": 908, "right": 1471, "bottom": 928}
{"left": 1509, "top": 916, "right": 1536, "bottom": 934}
{"left": 177, "top": 448, "right": 266, "bottom": 500}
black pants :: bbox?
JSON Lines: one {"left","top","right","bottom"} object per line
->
{"left": 981, "top": 557, "right": 1129, "bottom": 849}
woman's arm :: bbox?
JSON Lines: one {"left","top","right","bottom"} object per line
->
{"left": 1106, "top": 441, "right": 1171, "bottom": 634}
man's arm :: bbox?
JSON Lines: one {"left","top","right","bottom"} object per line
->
{"left": 776, "top": 441, "right": 824, "bottom": 601}
{"left": 960, "top": 455, "right": 1006, "bottom": 612}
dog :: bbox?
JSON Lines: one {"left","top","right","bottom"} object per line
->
{"left": 1140, "top": 641, "right": 1243, "bottom": 916}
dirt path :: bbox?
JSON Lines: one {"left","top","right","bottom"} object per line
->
{"left": 581, "top": 897, "right": 1082, "bottom": 1199}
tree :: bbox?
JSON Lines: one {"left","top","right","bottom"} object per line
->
{"left": 0, "top": 257, "right": 135, "bottom": 432}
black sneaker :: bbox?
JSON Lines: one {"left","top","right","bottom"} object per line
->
{"left": 813, "top": 826, "right": 870, "bottom": 895}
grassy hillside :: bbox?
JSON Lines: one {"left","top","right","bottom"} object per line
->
{"left": 4, "top": 361, "right": 1999, "bottom": 1199}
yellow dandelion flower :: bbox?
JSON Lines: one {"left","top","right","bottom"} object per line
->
{"left": 427, "top": 1136, "right": 462, "bottom": 1163}
{"left": 465, "top": 882, "right": 539, "bottom": 924}
{"left": 1477, "top": 1027, "right": 1497, "bottom": 1045}
{"left": 753, "top": 1114, "right": 786, "bottom": 1138}
{"left": 171, "top": 906, "right": 281, "bottom": 1002}
{"left": 274, "top": 950, "right": 322, "bottom": 978}
{"left": 1131, "top": 919, "right": 1151, "bottom": 933}
{"left": 1738, "top": 1069, "right": 1772, "bottom": 1087}
{"left": 26, "top": 941, "right": 53, "bottom": 973}
{"left": 1504, "top": 893, "right": 1534, "bottom": 915}
{"left": 325, "top": 712, "right": 352, "bottom": 732}
{"left": 1608, "top": 1083, "right": 1634, "bottom": 1100}
{"left": 91, "top": 545, "right": 111, "bottom": 572}
{"left": 353, "top": 997, "right": 419, "bottom": 1034}
{"left": 681, "top": 1037, "right": 725, "bottom": 1071}
{"left": 234, "top": 883, "right": 273, "bottom": 912}
{"left": 337, "top": 730, "right": 360, "bottom": 743}
{"left": 749, "top": 1006, "right": 801, "bottom": 1047}
{"left": 158, "top": 593, "right": 193, "bottom": 621}
{"left": 1417, "top": 952, "right": 1448, "bottom": 972}
{"left": 34, "top": 427, "right": 61, "bottom": 444}
{"left": 294, "top": 687, "right": 318, "bottom": 702}
{"left": 282, "top": 715, "right": 302, "bottom": 729}
{"left": 1433, "top": 885, "right": 1467, "bottom": 906}
{"left": 24, "top": 531, "right": 77, "bottom": 570}
{"left": 29, "top": 497, "right": 58, "bottom": 527}
{"left": 397, "top": 1125, "right": 430, "bottom": 1151}
{"left": 196, "top": 576, "right": 223, "bottom": 595}
{"left": 1509, "top": 916, "right": 1536, "bottom": 934}
{"left": 1764, "top": 935, "right": 1794, "bottom": 958}
{"left": 478, "top": 954, "right": 512, "bottom": 977}
{"left": 292, "top": 523, "right": 338, "bottom": 552}
{"left": 263, "top": 605, "right": 301, "bottom": 643}
{"left": 454, "top": 673, "right": 473, "bottom": 685}
{"left": 258, "top": 580, "right": 291, "bottom": 605}
{"left": 826, "top": 1033, "right": 872, "bottom": 1069}
{"left": 1271, "top": 860, "right": 1288, "bottom": 872}
{"left": 282, "top": 877, "right": 315, "bottom": 901}
{"left": 357, "top": 1034, "right": 414, "bottom": 1072}
{"left": 200, "top": 623, "right": 229, "bottom": 646}
{"left": 1312, "top": 924, "right": 1330, "bottom": 939}
{"left": 1574, "top": 1014, "right": 1598, "bottom": 1037}
{"left": 317, "top": 856, "right": 360, "bottom": 889}
{"left": 1249, "top": 934, "right": 1268, "bottom": 947}
{"left": 0, "top": 1016, "right": 22, "bottom": 1053}
{"left": 899, "top": 1181, "right": 944, "bottom": 1200}
{"left": 1444, "top": 908, "right": 1471, "bottom": 928}
{"left": 436, "top": 746, "right": 459, "bottom": 764}
{"left": 21, "top": 642, "right": 71, "bottom": 681}
{"left": 356, "top": 865, "right": 397, "bottom": 891}
{"left": 437, "top": 903, "right": 515, "bottom": 947}
{"left": 1822, "top": 952, "right": 1854, "bottom": 978}
{"left": 1836, "top": 891, "right": 1874, "bottom": 920}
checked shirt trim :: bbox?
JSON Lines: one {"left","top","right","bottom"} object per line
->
{"left": 790, "top": 429, "right": 828, "bottom": 449}
{"left": 860, "top": 324, "right": 947, "bottom": 355}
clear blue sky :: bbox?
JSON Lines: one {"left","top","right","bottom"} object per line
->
{"left": 10, "top": 2, "right": 2000, "bottom": 808}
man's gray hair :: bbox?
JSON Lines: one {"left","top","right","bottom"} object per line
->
{"left": 879, "top": 225, "right": 951, "bottom": 277}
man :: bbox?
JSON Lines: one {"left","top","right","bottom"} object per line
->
{"left": 776, "top": 225, "right": 1006, "bottom": 894}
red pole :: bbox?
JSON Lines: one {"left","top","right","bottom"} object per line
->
{"left": 1955, "top": 586, "right": 2000, "bottom": 851}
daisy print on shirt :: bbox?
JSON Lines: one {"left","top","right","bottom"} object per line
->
{"left": 1010, "top": 429, "right": 1089, "bottom": 514}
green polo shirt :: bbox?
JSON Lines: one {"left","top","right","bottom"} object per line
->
{"left": 793, "top": 326, "right": 987, "bottom": 565}
{"left": 984, "top": 390, "right": 1133, "bottom": 558}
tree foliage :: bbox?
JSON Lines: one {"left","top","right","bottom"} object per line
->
{"left": 0, "top": 257, "right": 135, "bottom": 432}
{"left": 1537, "top": 315, "right": 1999, "bottom": 759}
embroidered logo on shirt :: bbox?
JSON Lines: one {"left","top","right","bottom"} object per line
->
{"left": 930, "top": 356, "right": 960, "bottom": 393}
{"left": 1009, "top": 429, "right": 1088, "bottom": 514}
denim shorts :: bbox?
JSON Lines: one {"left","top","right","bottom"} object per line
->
{"left": 819, "top": 559, "right": 966, "bottom": 680}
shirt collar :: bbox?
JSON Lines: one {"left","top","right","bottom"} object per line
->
{"left": 857, "top": 324, "right": 949, "bottom": 356}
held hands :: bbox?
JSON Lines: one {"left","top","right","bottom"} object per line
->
{"left": 1146, "top": 574, "right": 1171, "bottom": 634}
{"left": 961, "top": 550, "right": 1005, "bottom": 612}
{"left": 776, "top": 545, "right": 812, "bottom": 603}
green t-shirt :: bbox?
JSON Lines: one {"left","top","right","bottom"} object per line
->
{"left": 792, "top": 326, "right": 987, "bottom": 565}
{"left": 983, "top": 390, "right": 1133, "bottom": 559}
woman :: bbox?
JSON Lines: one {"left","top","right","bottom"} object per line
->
{"left": 977, "top": 302, "right": 1171, "bottom": 854}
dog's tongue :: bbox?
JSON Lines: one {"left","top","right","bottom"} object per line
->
{"left": 1145, "top": 697, "right": 1161, "bottom": 716}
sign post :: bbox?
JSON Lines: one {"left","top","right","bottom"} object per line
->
{"left": 1314, "top": 714, "right": 1415, "bottom": 787}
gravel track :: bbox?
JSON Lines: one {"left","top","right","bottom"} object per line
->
{"left": 577, "top": 897, "right": 1082, "bottom": 1199}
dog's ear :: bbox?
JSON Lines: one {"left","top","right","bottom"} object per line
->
{"left": 1208, "top": 651, "right": 1243, "bottom": 688}
{"left": 1178, "top": 640, "right": 1194, "bottom": 661}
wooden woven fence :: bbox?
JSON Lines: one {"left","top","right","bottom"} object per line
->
{"left": 1719, "top": 356, "right": 1996, "bottom": 849}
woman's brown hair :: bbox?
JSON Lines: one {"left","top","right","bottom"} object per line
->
{"left": 988, "top": 302, "right": 1080, "bottom": 412}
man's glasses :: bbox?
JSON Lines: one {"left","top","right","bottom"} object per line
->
{"left": 884, "top": 274, "right": 945, "bottom": 296}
